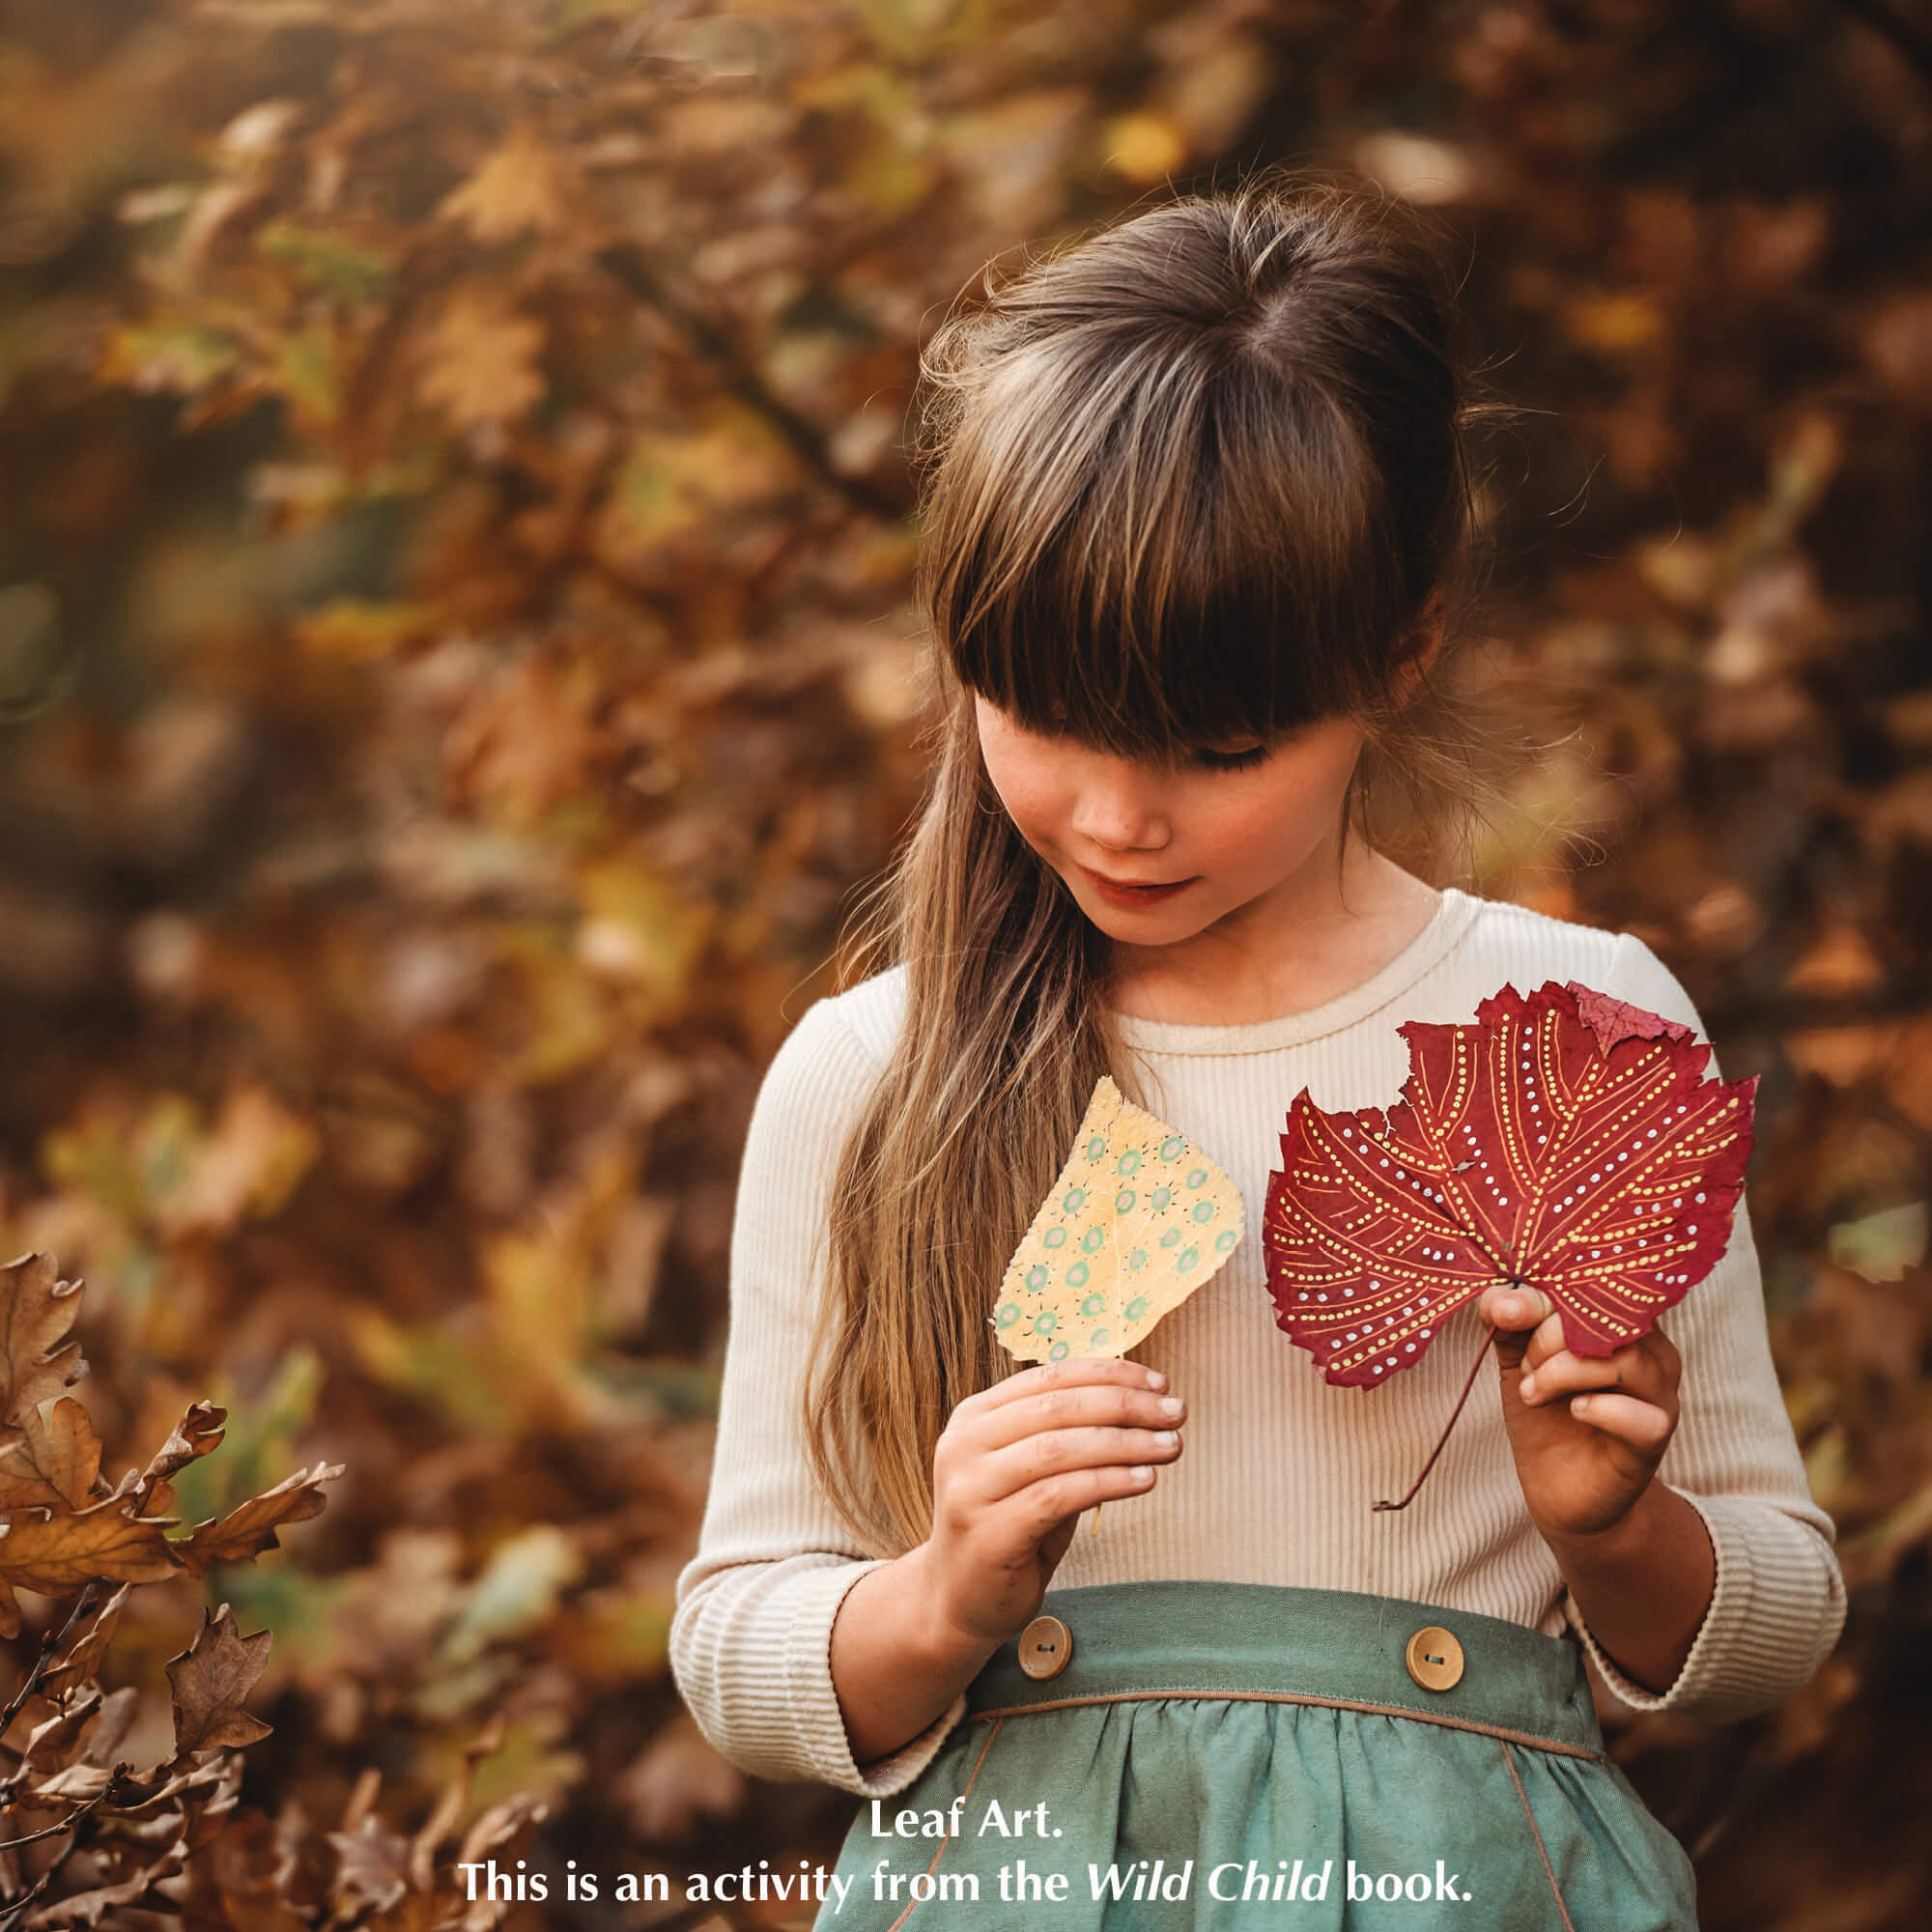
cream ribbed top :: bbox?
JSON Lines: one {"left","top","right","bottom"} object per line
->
{"left": 669, "top": 889, "right": 1846, "bottom": 1798}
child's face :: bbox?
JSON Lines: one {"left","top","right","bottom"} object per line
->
{"left": 973, "top": 695, "right": 1368, "bottom": 949}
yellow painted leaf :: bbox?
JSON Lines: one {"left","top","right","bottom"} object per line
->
{"left": 994, "top": 1077, "right": 1244, "bottom": 1363}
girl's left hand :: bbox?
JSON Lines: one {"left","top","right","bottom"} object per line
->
{"left": 1478, "top": 1284, "right": 1682, "bottom": 1545}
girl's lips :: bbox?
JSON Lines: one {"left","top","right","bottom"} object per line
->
{"left": 1077, "top": 866, "right": 1193, "bottom": 907}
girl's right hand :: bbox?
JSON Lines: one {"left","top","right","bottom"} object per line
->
{"left": 914, "top": 1358, "right": 1185, "bottom": 1654}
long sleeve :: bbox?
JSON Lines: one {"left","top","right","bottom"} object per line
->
{"left": 668, "top": 991, "right": 969, "bottom": 1796}
{"left": 1557, "top": 932, "right": 1848, "bottom": 1720}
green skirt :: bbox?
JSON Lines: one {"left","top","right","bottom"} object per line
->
{"left": 819, "top": 1582, "right": 1697, "bottom": 1930}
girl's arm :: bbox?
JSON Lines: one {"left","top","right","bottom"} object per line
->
{"left": 668, "top": 982, "right": 1187, "bottom": 1791}
{"left": 1517, "top": 933, "right": 1847, "bottom": 1720}
{"left": 830, "top": 1354, "right": 1186, "bottom": 1761}
{"left": 1542, "top": 1482, "right": 1716, "bottom": 1695}
{"left": 668, "top": 986, "right": 970, "bottom": 1798}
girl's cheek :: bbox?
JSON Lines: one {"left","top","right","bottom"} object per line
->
{"left": 982, "top": 753, "right": 1066, "bottom": 850}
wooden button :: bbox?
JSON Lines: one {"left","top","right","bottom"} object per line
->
{"left": 1017, "top": 1614, "right": 1073, "bottom": 1680}
{"left": 1405, "top": 1626, "right": 1464, "bottom": 1692}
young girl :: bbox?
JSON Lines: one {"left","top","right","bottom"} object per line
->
{"left": 669, "top": 178, "right": 1845, "bottom": 1930}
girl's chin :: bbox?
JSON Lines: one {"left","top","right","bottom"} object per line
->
{"left": 1072, "top": 891, "right": 1214, "bottom": 946}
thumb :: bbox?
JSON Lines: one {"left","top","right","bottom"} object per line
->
{"left": 1486, "top": 1286, "right": 1552, "bottom": 1375}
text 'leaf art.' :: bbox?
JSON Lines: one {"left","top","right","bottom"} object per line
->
{"left": 1263, "top": 980, "right": 1757, "bottom": 1509}
{"left": 996, "top": 1076, "right": 1244, "bottom": 1364}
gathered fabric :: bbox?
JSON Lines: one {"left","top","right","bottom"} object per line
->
{"left": 819, "top": 1582, "right": 1698, "bottom": 1931}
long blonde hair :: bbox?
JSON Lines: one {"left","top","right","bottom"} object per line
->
{"left": 805, "top": 174, "right": 1521, "bottom": 1556}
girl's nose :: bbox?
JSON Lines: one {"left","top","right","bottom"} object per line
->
{"left": 1067, "top": 762, "right": 1171, "bottom": 853}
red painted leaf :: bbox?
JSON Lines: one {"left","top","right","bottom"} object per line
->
{"left": 1264, "top": 979, "right": 1757, "bottom": 1390}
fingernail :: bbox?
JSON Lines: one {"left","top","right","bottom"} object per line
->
{"left": 1145, "top": 1369, "right": 1168, "bottom": 1390}
{"left": 1152, "top": 1431, "right": 1179, "bottom": 1448}
{"left": 1572, "top": 1395, "right": 1592, "bottom": 1413}
{"left": 1158, "top": 1396, "right": 1184, "bottom": 1417}
{"left": 1519, "top": 1373, "right": 1538, "bottom": 1401}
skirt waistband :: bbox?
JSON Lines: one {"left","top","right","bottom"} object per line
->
{"left": 966, "top": 1581, "right": 1605, "bottom": 1760}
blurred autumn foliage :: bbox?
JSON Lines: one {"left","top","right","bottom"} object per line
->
{"left": 0, "top": 0, "right": 1926, "bottom": 1926}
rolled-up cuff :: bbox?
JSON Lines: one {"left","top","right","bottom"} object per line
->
{"left": 784, "top": 1558, "right": 970, "bottom": 1797}
{"left": 1563, "top": 1488, "right": 1845, "bottom": 1722}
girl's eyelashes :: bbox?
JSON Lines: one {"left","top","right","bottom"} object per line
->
{"left": 1190, "top": 743, "right": 1269, "bottom": 773}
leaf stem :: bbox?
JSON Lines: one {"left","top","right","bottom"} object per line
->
{"left": 1372, "top": 1325, "right": 1498, "bottom": 1512}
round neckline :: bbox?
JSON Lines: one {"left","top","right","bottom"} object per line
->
{"left": 1108, "top": 886, "right": 1482, "bottom": 1057}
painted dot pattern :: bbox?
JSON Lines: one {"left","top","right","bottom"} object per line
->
{"left": 995, "top": 1075, "right": 1246, "bottom": 1364}
{"left": 1262, "top": 979, "right": 1757, "bottom": 1388}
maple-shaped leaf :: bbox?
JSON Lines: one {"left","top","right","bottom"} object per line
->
{"left": 994, "top": 1076, "right": 1244, "bottom": 1364}
{"left": 165, "top": 1603, "right": 273, "bottom": 1755}
{"left": 0, "top": 1252, "right": 87, "bottom": 1428}
{"left": 172, "top": 1461, "right": 342, "bottom": 1577}
{"left": 1264, "top": 980, "right": 1756, "bottom": 1505}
